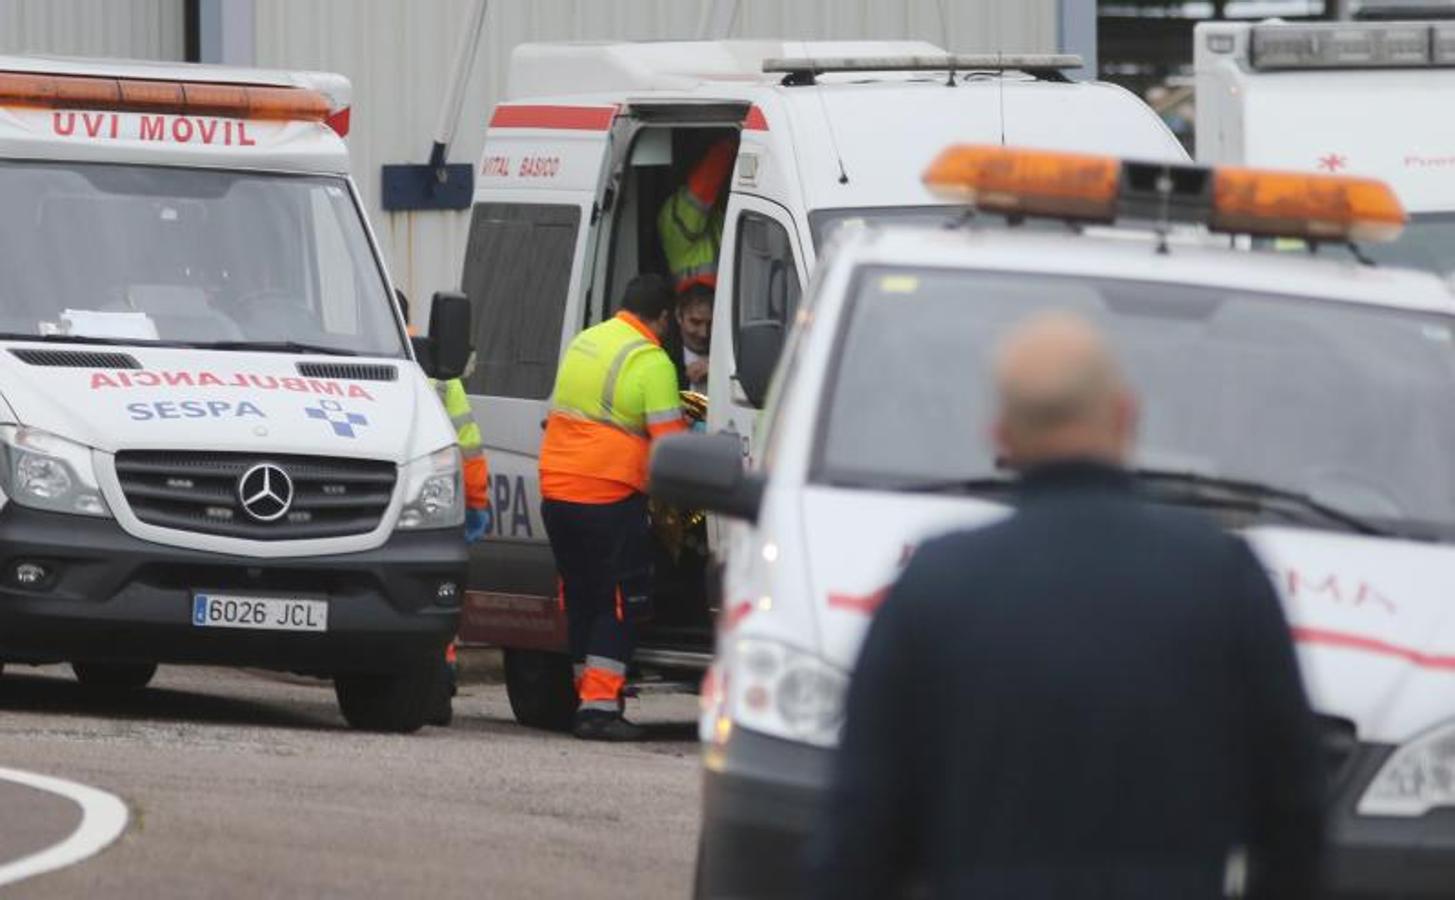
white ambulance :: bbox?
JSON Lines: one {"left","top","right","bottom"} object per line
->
{"left": 1196, "top": 17, "right": 1455, "bottom": 273}
{"left": 456, "top": 39, "right": 1188, "bottom": 727}
{"left": 0, "top": 57, "right": 474, "bottom": 732}
{"left": 652, "top": 147, "right": 1455, "bottom": 896}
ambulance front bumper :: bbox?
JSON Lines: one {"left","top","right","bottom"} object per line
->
{"left": 1322, "top": 742, "right": 1455, "bottom": 897}
{"left": 0, "top": 506, "right": 463, "bottom": 674}
{"left": 697, "top": 728, "right": 830, "bottom": 899}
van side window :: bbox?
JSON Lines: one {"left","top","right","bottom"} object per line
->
{"left": 733, "top": 211, "right": 801, "bottom": 353}
{"left": 460, "top": 203, "right": 581, "bottom": 400}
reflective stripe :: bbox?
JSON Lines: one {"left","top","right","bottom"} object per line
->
{"left": 450, "top": 412, "right": 474, "bottom": 428}
{"left": 645, "top": 408, "right": 683, "bottom": 426}
{"left": 580, "top": 700, "right": 619, "bottom": 713}
{"left": 586, "top": 654, "right": 627, "bottom": 676}
{"left": 461, "top": 446, "right": 485, "bottom": 460}
{"left": 547, "top": 407, "right": 648, "bottom": 439}
{"left": 600, "top": 338, "right": 649, "bottom": 416}
{"left": 435, "top": 382, "right": 449, "bottom": 400}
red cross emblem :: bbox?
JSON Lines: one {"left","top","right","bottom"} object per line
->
{"left": 1318, "top": 153, "right": 1348, "bottom": 172}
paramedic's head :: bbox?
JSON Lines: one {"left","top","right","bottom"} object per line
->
{"left": 992, "top": 311, "right": 1137, "bottom": 470}
{"left": 621, "top": 274, "right": 675, "bottom": 339}
{"left": 676, "top": 285, "right": 714, "bottom": 355}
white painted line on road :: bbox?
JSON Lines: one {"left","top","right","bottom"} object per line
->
{"left": 0, "top": 766, "right": 128, "bottom": 888}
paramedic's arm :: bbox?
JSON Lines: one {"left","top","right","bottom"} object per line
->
{"left": 1232, "top": 538, "right": 1324, "bottom": 900}
{"left": 685, "top": 138, "right": 736, "bottom": 209}
{"left": 641, "top": 353, "right": 688, "bottom": 441}
{"left": 806, "top": 559, "right": 926, "bottom": 900}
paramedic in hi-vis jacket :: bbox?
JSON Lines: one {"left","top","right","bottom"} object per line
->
{"left": 539, "top": 275, "right": 687, "bottom": 741}
{"left": 658, "top": 136, "right": 735, "bottom": 296}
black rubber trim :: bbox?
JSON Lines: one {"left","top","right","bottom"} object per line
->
{"left": 696, "top": 728, "right": 830, "bottom": 899}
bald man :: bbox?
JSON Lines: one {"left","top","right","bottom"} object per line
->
{"left": 809, "top": 313, "right": 1323, "bottom": 900}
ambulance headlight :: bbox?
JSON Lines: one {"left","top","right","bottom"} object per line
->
{"left": 0, "top": 427, "right": 110, "bottom": 518}
{"left": 1359, "top": 721, "right": 1455, "bottom": 817}
{"left": 729, "top": 638, "right": 847, "bottom": 748}
{"left": 397, "top": 446, "right": 464, "bottom": 530}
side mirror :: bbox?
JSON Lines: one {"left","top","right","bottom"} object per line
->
{"left": 735, "top": 320, "right": 783, "bottom": 409}
{"left": 421, "top": 291, "right": 472, "bottom": 381}
{"left": 650, "top": 433, "right": 763, "bottom": 522}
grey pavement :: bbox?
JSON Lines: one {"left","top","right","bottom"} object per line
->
{"left": 0, "top": 664, "right": 701, "bottom": 899}
{"left": 0, "top": 777, "right": 83, "bottom": 871}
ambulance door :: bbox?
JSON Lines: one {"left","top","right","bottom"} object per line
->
{"left": 458, "top": 107, "right": 615, "bottom": 644}
{"left": 707, "top": 195, "right": 806, "bottom": 460}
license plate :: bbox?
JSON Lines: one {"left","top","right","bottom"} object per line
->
{"left": 191, "top": 593, "right": 328, "bottom": 632}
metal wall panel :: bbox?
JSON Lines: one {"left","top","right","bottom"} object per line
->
{"left": 0, "top": 0, "right": 185, "bottom": 59}
{"left": 252, "top": 0, "right": 1057, "bottom": 305}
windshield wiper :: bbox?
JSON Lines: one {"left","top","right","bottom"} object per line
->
{"left": 1132, "top": 468, "right": 1390, "bottom": 537}
{"left": 0, "top": 332, "right": 182, "bottom": 347}
{"left": 198, "top": 340, "right": 360, "bottom": 357}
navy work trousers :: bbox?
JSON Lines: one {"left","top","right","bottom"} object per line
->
{"left": 541, "top": 493, "right": 653, "bottom": 695}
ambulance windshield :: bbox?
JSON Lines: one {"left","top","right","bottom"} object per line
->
{"left": 1258, "top": 213, "right": 1455, "bottom": 275}
{"left": 0, "top": 161, "right": 404, "bottom": 357}
{"left": 818, "top": 265, "right": 1455, "bottom": 540}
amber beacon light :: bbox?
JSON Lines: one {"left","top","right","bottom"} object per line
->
{"left": 0, "top": 71, "right": 337, "bottom": 127}
{"left": 923, "top": 144, "right": 1407, "bottom": 243}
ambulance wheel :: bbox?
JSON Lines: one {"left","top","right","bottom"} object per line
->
{"left": 504, "top": 649, "right": 577, "bottom": 732}
{"left": 334, "top": 660, "right": 438, "bottom": 733}
{"left": 71, "top": 661, "right": 157, "bottom": 690}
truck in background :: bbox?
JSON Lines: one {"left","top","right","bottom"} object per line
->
{"left": 1196, "top": 18, "right": 1455, "bottom": 273}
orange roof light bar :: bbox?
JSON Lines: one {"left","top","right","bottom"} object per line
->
{"left": 1211, "top": 167, "right": 1406, "bottom": 243}
{"left": 923, "top": 144, "right": 1121, "bottom": 222}
{"left": 0, "top": 71, "right": 332, "bottom": 122}
{"left": 922, "top": 144, "right": 1407, "bottom": 244}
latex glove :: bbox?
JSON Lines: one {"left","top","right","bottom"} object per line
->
{"left": 465, "top": 507, "right": 491, "bottom": 543}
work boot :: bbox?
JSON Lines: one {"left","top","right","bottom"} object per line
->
{"left": 572, "top": 710, "right": 646, "bottom": 742}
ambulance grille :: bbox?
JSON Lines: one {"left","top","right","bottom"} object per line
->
{"left": 114, "top": 451, "right": 396, "bottom": 540}
{"left": 296, "top": 362, "right": 398, "bottom": 382}
{"left": 10, "top": 348, "right": 141, "bottom": 369}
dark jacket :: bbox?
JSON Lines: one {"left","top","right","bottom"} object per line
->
{"left": 661, "top": 325, "right": 690, "bottom": 391}
{"left": 808, "top": 461, "right": 1324, "bottom": 900}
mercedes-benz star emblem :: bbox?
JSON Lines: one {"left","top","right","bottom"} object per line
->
{"left": 238, "top": 463, "right": 294, "bottom": 523}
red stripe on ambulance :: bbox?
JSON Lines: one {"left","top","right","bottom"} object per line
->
{"left": 488, "top": 104, "right": 617, "bottom": 131}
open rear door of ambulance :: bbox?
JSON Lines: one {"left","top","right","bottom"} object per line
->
{"left": 457, "top": 102, "right": 617, "bottom": 651}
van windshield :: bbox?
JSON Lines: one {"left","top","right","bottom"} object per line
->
{"left": 0, "top": 161, "right": 404, "bottom": 357}
{"left": 817, "top": 265, "right": 1455, "bottom": 540}
{"left": 809, "top": 206, "right": 1069, "bottom": 251}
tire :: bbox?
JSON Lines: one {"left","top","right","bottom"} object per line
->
{"left": 71, "top": 661, "right": 157, "bottom": 690}
{"left": 334, "top": 660, "right": 438, "bottom": 734}
{"left": 425, "top": 655, "right": 455, "bottom": 728}
{"left": 504, "top": 649, "right": 577, "bottom": 732}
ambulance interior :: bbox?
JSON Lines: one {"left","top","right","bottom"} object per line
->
{"left": 604, "top": 123, "right": 740, "bottom": 642}
{"left": 603, "top": 124, "right": 738, "bottom": 318}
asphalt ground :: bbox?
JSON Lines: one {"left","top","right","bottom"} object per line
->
{"left": 0, "top": 659, "right": 702, "bottom": 898}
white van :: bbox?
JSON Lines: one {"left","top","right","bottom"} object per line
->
{"left": 1196, "top": 18, "right": 1455, "bottom": 272}
{"left": 0, "top": 57, "right": 474, "bottom": 732}
{"left": 653, "top": 147, "right": 1455, "bottom": 897}
{"left": 456, "top": 39, "right": 1188, "bottom": 727}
